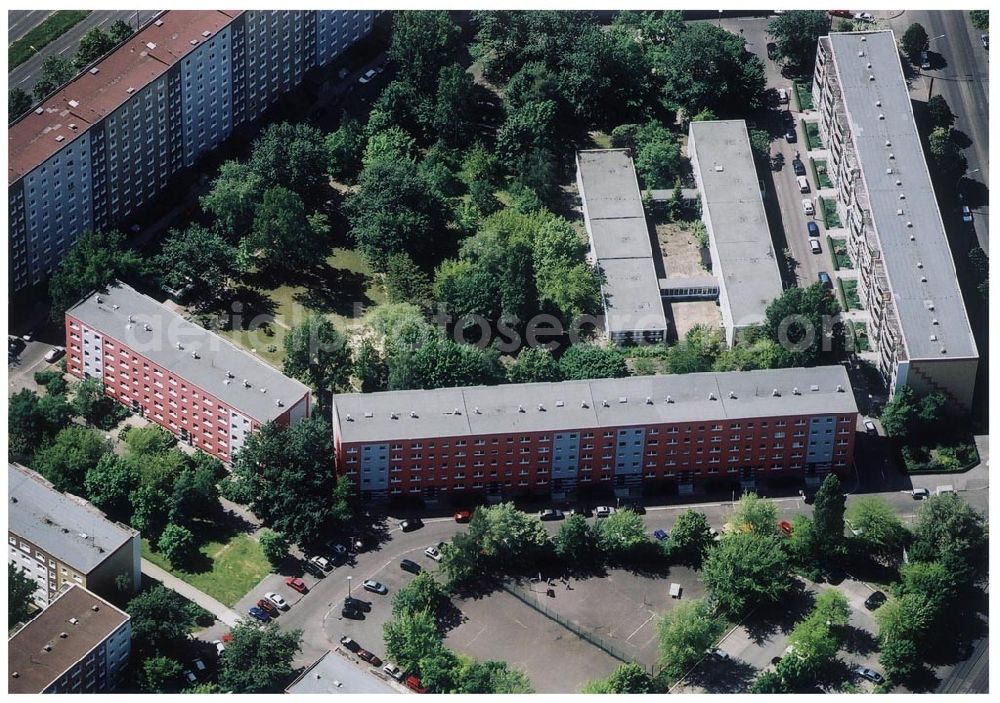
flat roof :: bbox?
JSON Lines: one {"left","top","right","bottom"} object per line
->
{"left": 8, "top": 463, "right": 137, "bottom": 574}
{"left": 598, "top": 257, "right": 670, "bottom": 334}
{"left": 827, "top": 31, "right": 976, "bottom": 360}
{"left": 66, "top": 282, "right": 310, "bottom": 422}
{"left": 285, "top": 650, "right": 400, "bottom": 694}
{"left": 333, "top": 365, "right": 857, "bottom": 443}
{"left": 689, "top": 120, "right": 784, "bottom": 328}
{"left": 9, "top": 10, "right": 241, "bottom": 185}
{"left": 9, "top": 585, "right": 130, "bottom": 693}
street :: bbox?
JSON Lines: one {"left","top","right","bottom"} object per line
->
{"left": 8, "top": 10, "right": 50, "bottom": 43}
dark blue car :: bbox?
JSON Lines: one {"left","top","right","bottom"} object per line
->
{"left": 248, "top": 606, "right": 271, "bottom": 623}
{"left": 653, "top": 529, "right": 669, "bottom": 542}
{"left": 807, "top": 222, "right": 820, "bottom": 237}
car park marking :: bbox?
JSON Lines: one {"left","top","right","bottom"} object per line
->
{"left": 626, "top": 612, "right": 657, "bottom": 641}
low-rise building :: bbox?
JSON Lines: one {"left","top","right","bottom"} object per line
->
{"left": 64, "top": 282, "right": 311, "bottom": 463}
{"left": 285, "top": 650, "right": 399, "bottom": 695}
{"left": 8, "top": 463, "right": 140, "bottom": 606}
{"left": 8, "top": 584, "right": 131, "bottom": 694}
{"left": 332, "top": 366, "right": 858, "bottom": 502}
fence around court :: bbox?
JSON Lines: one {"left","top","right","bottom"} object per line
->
{"left": 501, "top": 580, "right": 659, "bottom": 675}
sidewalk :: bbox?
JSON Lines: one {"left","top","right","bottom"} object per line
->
{"left": 141, "top": 558, "right": 242, "bottom": 627}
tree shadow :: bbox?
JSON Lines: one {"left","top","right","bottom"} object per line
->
{"left": 448, "top": 576, "right": 506, "bottom": 602}
{"left": 436, "top": 597, "right": 468, "bottom": 635}
{"left": 684, "top": 657, "right": 758, "bottom": 694}
{"left": 743, "top": 585, "right": 815, "bottom": 646}
{"left": 959, "top": 177, "right": 989, "bottom": 209}
{"left": 950, "top": 128, "right": 973, "bottom": 149}
{"left": 291, "top": 260, "right": 375, "bottom": 317}
{"left": 840, "top": 625, "right": 879, "bottom": 656}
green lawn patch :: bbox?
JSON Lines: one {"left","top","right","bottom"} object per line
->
{"left": 9, "top": 11, "right": 91, "bottom": 69}
{"left": 803, "top": 121, "right": 822, "bottom": 150}
{"left": 842, "top": 278, "right": 861, "bottom": 310}
{"left": 793, "top": 80, "right": 814, "bottom": 111}
{"left": 818, "top": 196, "right": 842, "bottom": 228}
{"left": 849, "top": 320, "right": 871, "bottom": 352}
{"left": 142, "top": 532, "right": 271, "bottom": 607}
{"left": 833, "top": 241, "right": 852, "bottom": 270}
{"left": 589, "top": 131, "right": 613, "bottom": 149}
{"left": 812, "top": 158, "right": 833, "bottom": 189}
{"left": 902, "top": 440, "right": 979, "bottom": 474}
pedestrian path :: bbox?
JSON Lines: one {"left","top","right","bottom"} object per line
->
{"left": 141, "top": 558, "right": 242, "bottom": 627}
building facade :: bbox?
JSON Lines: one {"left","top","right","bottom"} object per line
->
{"left": 9, "top": 463, "right": 141, "bottom": 607}
{"left": 812, "top": 31, "right": 978, "bottom": 411}
{"left": 8, "top": 9, "right": 377, "bottom": 293}
{"left": 332, "top": 367, "right": 858, "bottom": 502}
{"left": 64, "top": 282, "right": 311, "bottom": 463}
{"left": 8, "top": 585, "right": 131, "bottom": 694}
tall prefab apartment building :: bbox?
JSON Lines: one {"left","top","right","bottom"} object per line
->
{"left": 65, "top": 282, "right": 311, "bottom": 463}
{"left": 332, "top": 366, "right": 858, "bottom": 502}
{"left": 812, "top": 31, "right": 978, "bottom": 411}
{"left": 8, "top": 9, "right": 377, "bottom": 293}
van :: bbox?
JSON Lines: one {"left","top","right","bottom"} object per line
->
{"left": 797, "top": 176, "right": 810, "bottom": 193}
{"left": 400, "top": 558, "right": 422, "bottom": 574}
{"left": 810, "top": 239, "right": 822, "bottom": 254}
{"left": 802, "top": 198, "right": 814, "bottom": 216}
{"left": 778, "top": 88, "right": 789, "bottom": 104}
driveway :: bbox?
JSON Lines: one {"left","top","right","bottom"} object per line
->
{"left": 8, "top": 340, "right": 62, "bottom": 396}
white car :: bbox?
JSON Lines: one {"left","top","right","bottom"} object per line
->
{"left": 265, "top": 592, "right": 289, "bottom": 610}
{"left": 962, "top": 206, "right": 974, "bottom": 223}
{"left": 802, "top": 198, "right": 814, "bottom": 216}
{"left": 383, "top": 662, "right": 405, "bottom": 680}
{"left": 853, "top": 12, "right": 874, "bottom": 22}
{"left": 863, "top": 419, "right": 877, "bottom": 434}
{"left": 810, "top": 238, "right": 822, "bottom": 254}
{"left": 358, "top": 68, "right": 378, "bottom": 83}
{"left": 213, "top": 639, "right": 226, "bottom": 656}
{"left": 424, "top": 546, "right": 442, "bottom": 561}
{"left": 595, "top": 506, "right": 616, "bottom": 518}
{"left": 777, "top": 87, "right": 789, "bottom": 104}
{"left": 310, "top": 555, "right": 332, "bottom": 572}
{"left": 797, "top": 175, "right": 810, "bottom": 193}
{"left": 44, "top": 347, "right": 65, "bottom": 363}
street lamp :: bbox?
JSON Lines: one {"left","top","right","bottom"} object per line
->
{"left": 957, "top": 168, "right": 981, "bottom": 201}
{"left": 346, "top": 576, "right": 352, "bottom": 599}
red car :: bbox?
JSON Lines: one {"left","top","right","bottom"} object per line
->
{"left": 285, "top": 577, "right": 308, "bottom": 594}
{"left": 778, "top": 520, "right": 793, "bottom": 536}
{"left": 358, "top": 649, "right": 383, "bottom": 667}
{"left": 257, "top": 598, "right": 279, "bottom": 616}
{"left": 454, "top": 510, "right": 472, "bottom": 523}
{"left": 405, "top": 675, "right": 428, "bottom": 694}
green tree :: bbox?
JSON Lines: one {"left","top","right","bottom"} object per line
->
{"left": 440, "top": 531, "right": 483, "bottom": 586}
{"left": 169, "top": 458, "right": 220, "bottom": 526}
{"left": 157, "top": 225, "right": 237, "bottom": 302}
{"left": 83, "top": 454, "right": 137, "bottom": 523}
{"left": 811, "top": 473, "right": 846, "bottom": 552}
{"left": 668, "top": 509, "right": 715, "bottom": 565}
{"left": 200, "top": 161, "right": 263, "bottom": 239}
{"left": 247, "top": 122, "right": 330, "bottom": 201}
{"left": 780, "top": 590, "right": 850, "bottom": 687}
{"left": 532, "top": 214, "right": 602, "bottom": 324}
{"left": 452, "top": 658, "right": 534, "bottom": 693}
{"left": 352, "top": 339, "right": 389, "bottom": 392}
{"left": 385, "top": 253, "right": 433, "bottom": 306}
{"left": 362, "top": 126, "right": 418, "bottom": 169}
{"left": 129, "top": 484, "right": 173, "bottom": 543}
{"left": 330, "top": 476, "right": 356, "bottom": 529}
{"left": 553, "top": 513, "right": 597, "bottom": 564}
{"left": 875, "top": 593, "right": 932, "bottom": 682}
{"left": 243, "top": 186, "right": 329, "bottom": 275}
{"left": 768, "top": 10, "right": 831, "bottom": 71}
{"left": 582, "top": 663, "right": 654, "bottom": 693}
{"left": 909, "top": 493, "right": 987, "bottom": 590}
{"left": 729, "top": 492, "right": 778, "bottom": 535}
{"left": 139, "top": 655, "right": 183, "bottom": 693}
{"left": 128, "top": 585, "right": 201, "bottom": 655}
{"left": 33, "top": 55, "right": 74, "bottom": 101}
{"left": 218, "top": 621, "right": 303, "bottom": 693}
{"left": 71, "top": 376, "right": 128, "bottom": 430}
{"left": 157, "top": 523, "right": 197, "bottom": 567}
{"left": 32, "top": 426, "right": 108, "bottom": 495}
{"left": 326, "top": 115, "right": 366, "bottom": 183}
{"left": 282, "top": 314, "right": 351, "bottom": 396}
{"left": 926, "top": 95, "right": 955, "bottom": 130}
{"left": 702, "top": 531, "right": 791, "bottom": 615}
{"left": 9, "top": 564, "right": 37, "bottom": 628}
{"left": 383, "top": 609, "right": 443, "bottom": 674}
{"left": 749, "top": 670, "right": 789, "bottom": 693}
{"left": 392, "top": 571, "right": 447, "bottom": 617}
{"left": 108, "top": 19, "right": 134, "bottom": 43}
{"left": 430, "top": 63, "right": 480, "bottom": 147}
{"left": 667, "top": 325, "right": 725, "bottom": 374}
{"left": 419, "top": 648, "right": 461, "bottom": 692}
{"left": 388, "top": 336, "right": 504, "bottom": 391}
{"left": 657, "top": 598, "right": 727, "bottom": 680}
{"left": 495, "top": 99, "right": 558, "bottom": 170}
{"left": 634, "top": 122, "right": 683, "bottom": 189}
{"left": 879, "top": 385, "right": 918, "bottom": 439}
{"left": 558, "top": 344, "right": 628, "bottom": 380}
{"left": 9, "top": 87, "right": 33, "bottom": 123}
{"left": 9, "top": 388, "right": 71, "bottom": 458}
{"left": 593, "top": 508, "right": 648, "bottom": 558}
{"left": 470, "top": 502, "right": 551, "bottom": 571}
{"left": 969, "top": 10, "right": 989, "bottom": 31}
{"left": 48, "top": 230, "right": 146, "bottom": 323}
{"left": 927, "top": 126, "right": 968, "bottom": 182}
{"left": 124, "top": 424, "right": 177, "bottom": 456}
{"left": 762, "top": 283, "right": 841, "bottom": 367}
{"left": 258, "top": 530, "right": 289, "bottom": 568}
{"left": 507, "top": 347, "right": 563, "bottom": 383}
{"left": 225, "top": 417, "right": 336, "bottom": 545}
{"left": 900, "top": 23, "right": 929, "bottom": 62}
{"left": 846, "top": 496, "right": 907, "bottom": 563}
{"left": 896, "top": 560, "right": 955, "bottom": 622}
{"left": 389, "top": 11, "right": 461, "bottom": 92}
{"left": 74, "top": 26, "right": 114, "bottom": 69}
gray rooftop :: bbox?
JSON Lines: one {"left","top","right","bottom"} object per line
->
{"left": 689, "top": 120, "right": 784, "bottom": 328}
{"left": 598, "top": 257, "right": 670, "bottom": 334}
{"left": 577, "top": 149, "right": 653, "bottom": 261}
{"left": 285, "top": 650, "right": 399, "bottom": 694}
{"left": 827, "top": 31, "right": 976, "bottom": 360}
{"left": 66, "top": 282, "right": 310, "bottom": 422}
{"left": 8, "top": 464, "right": 137, "bottom": 574}
{"left": 333, "top": 365, "right": 857, "bottom": 443}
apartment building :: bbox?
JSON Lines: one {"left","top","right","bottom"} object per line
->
{"left": 332, "top": 366, "right": 858, "bottom": 502}
{"left": 576, "top": 149, "right": 668, "bottom": 344}
{"left": 688, "top": 120, "right": 784, "bottom": 346}
{"left": 64, "top": 282, "right": 311, "bottom": 463}
{"left": 8, "top": 463, "right": 141, "bottom": 607}
{"left": 813, "top": 31, "right": 978, "bottom": 411}
{"left": 8, "top": 9, "right": 377, "bottom": 293}
{"left": 9, "top": 584, "right": 131, "bottom": 694}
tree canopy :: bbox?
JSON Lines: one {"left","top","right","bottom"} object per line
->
{"left": 558, "top": 344, "right": 628, "bottom": 380}
{"left": 657, "top": 598, "right": 726, "bottom": 680}
{"left": 32, "top": 426, "right": 109, "bottom": 495}
{"left": 9, "top": 564, "right": 37, "bottom": 628}
{"left": 156, "top": 225, "right": 237, "bottom": 302}
{"left": 768, "top": 11, "right": 830, "bottom": 72}
{"left": 48, "top": 230, "right": 146, "bottom": 324}
{"left": 218, "top": 622, "right": 303, "bottom": 693}
{"left": 702, "top": 530, "right": 792, "bottom": 615}
{"left": 763, "top": 283, "right": 841, "bottom": 367}
{"left": 282, "top": 314, "right": 352, "bottom": 395}
{"left": 667, "top": 509, "right": 715, "bottom": 565}
{"left": 846, "top": 496, "right": 908, "bottom": 563}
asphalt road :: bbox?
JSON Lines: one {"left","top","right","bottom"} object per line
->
{"left": 8, "top": 10, "right": 51, "bottom": 43}
{"left": 886, "top": 10, "right": 990, "bottom": 254}
{"left": 9, "top": 10, "right": 161, "bottom": 91}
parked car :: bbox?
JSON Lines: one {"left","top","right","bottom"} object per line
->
{"left": 911, "top": 487, "right": 930, "bottom": 500}
{"left": 424, "top": 546, "right": 442, "bottom": 561}
{"left": 345, "top": 596, "right": 372, "bottom": 612}
{"left": 285, "top": 577, "right": 307, "bottom": 594}
{"left": 853, "top": 665, "right": 884, "bottom": 684}
{"left": 539, "top": 509, "right": 565, "bottom": 521}
{"left": 309, "top": 555, "right": 332, "bottom": 572}
{"left": 340, "top": 636, "right": 361, "bottom": 653}
{"left": 184, "top": 669, "right": 198, "bottom": 684}
{"left": 405, "top": 675, "right": 428, "bottom": 694}
{"left": 920, "top": 50, "right": 931, "bottom": 69}
{"left": 792, "top": 157, "right": 806, "bottom": 176}
{"left": 982, "top": 34, "right": 989, "bottom": 50}
{"left": 358, "top": 649, "right": 383, "bottom": 667}
{"left": 342, "top": 606, "right": 365, "bottom": 620}
{"left": 400, "top": 558, "right": 422, "bottom": 574}
{"left": 799, "top": 489, "right": 816, "bottom": 504}
{"left": 213, "top": 639, "right": 226, "bottom": 656}
{"left": 797, "top": 175, "right": 810, "bottom": 193}
{"left": 248, "top": 606, "right": 270, "bottom": 622}
{"left": 358, "top": 68, "right": 378, "bottom": 83}
{"left": 653, "top": 529, "right": 669, "bottom": 542}
{"left": 326, "top": 541, "right": 348, "bottom": 556}
{"left": 778, "top": 520, "right": 794, "bottom": 536}
{"left": 454, "top": 510, "right": 473, "bottom": 523}
{"left": 265, "top": 592, "right": 289, "bottom": 610}
{"left": 594, "top": 506, "right": 615, "bottom": 518}
{"left": 400, "top": 518, "right": 424, "bottom": 533}
{"left": 777, "top": 87, "right": 789, "bottom": 104}
{"left": 864, "top": 591, "right": 887, "bottom": 611}
{"left": 767, "top": 42, "right": 779, "bottom": 60}
{"left": 785, "top": 125, "right": 797, "bottom": 142}
{"left": 707, "top": 647, "right": 731, "bottom": 660}
{"left": 44, "top": 347, "right": 65, "bottom": 363}
{"left": 864, "top": 419, "right": 877, "bottom": 434}
{"left": 710, "top": 527, "right": 721, "bottom": 541}
{"left": 363, "top": 579, "right": 388, "bottom": 594}
{"left": 303, "top": 560, "right": 326, "bottom": 578}
{"left": 810, "top": 238, "right": 822, "bottom": 254}
{"left": 962, "top": 205, "right": 974, "bottom": 223}
{"left": 191, "top": 657, "right": 207, "bottom": 673}
{"left": 853, "top": 12, "right": 874, "bottom": 21}
{"left": 807, "top": 222, "right": 820, "bottom": 237}
{"left": 802, "top": 199, "right": 815, "bottom": 216}
{"left": 384, "top": 662, "right": 405, "bottom": 680}
{"left": 818, "top": 271, "right": 832, "bottom": 288}
{"left": 256, "top": 599, "right": 278, "bottom": 617}
{"left": 570, "top": 506, "right": 593, "bottom": 517}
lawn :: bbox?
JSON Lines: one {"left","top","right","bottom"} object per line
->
{"left": 902, "top": 440, "right": 979, "bottom": 474}
{"left": 842, "top": 278, "right": 861, "bottom": 310}
{"left": 850, "top": 320, "right": 871, "bottom": 352}
{"left": 10, "top": 11, "right": 91, "bottom": 69}
{"left": 833, "top": 242, "right": 852, "bottom": 270}
{"left": 811, "top": 158, "right": 833, "bottom": 189}
{"left": 803, "top": 121, "right": 822, "bottom": 150}
{"left": 818, "top": 196, "right": 842, "bottom": 228}
{"left": 793, "top": 80, "right": 814, "bottom": 111}
{"left": 142, "top": 532, "right": 271, "bottom": 607}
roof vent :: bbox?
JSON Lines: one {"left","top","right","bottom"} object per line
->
{"left": 889, "top": 152, "right": 895, "bottom": 159}
{"left": 875, "top": 100, "right": 881, "bottom": 107}
{"left": 581, "top": 401, "right": 589, "bottom": 408}
{"left": 411, "top": 411, "right": 418, "bottom": 418}
{"left": 190, "top": 39, "right": 199, "bottom": 45}
{"left": 43, "top": 645, "right": 52, "bottom": 652}
{"left": 729, "top": 391, "right": 737, "bottom": 399}
{"left": 878, "top": 114, "right": 885, "bottom": 120}
{"left": 202, "top": 30, "right": 213, "bottom": 37}
{"left": 555, "top": 400, "right": 564, "bottom": 407}
{"left": 69, "top": 123, "right": 77, "bottom": 130}
{"left": 836, "top": 385, "right": 844, "bottom": 392}
{"left": 645, "top": 397, "right": 653, "bottom": 405}
{"left": 920, "top": 276, "right": 927, "bottom": 282}
{"left": 618, "top": 396, "right": 627, "bottom": 404}
{"left": 906, "top": 221, "right": 913, "bottom": 228}
{"left": 390, "top": 412, "right": 398, "bottom": 420}
{"left": 810, "top": 384, "right": 820, "bottom": 392}
{"left": 474, "top": 406, "right": 481, "bottom": 414}
{"left": 714, "top": 164, "right": 724, "bottom": 172}
{"left": 772, "top": 388, "right": 780, "bottom": 397}
{"left": 59, "top": 632, "right": 68, "bottom": 639}
{"left": 242, "top": 379, "right": 250, "bottom": 387}
{"left": 896, "top": 208, "right": 904, "bottom": 215}
{"left": 175, "top": 342, "right": 183, "bottom": 350}
{"left": 886, "top": 168, "right": 893, "bottom": 174}
{"left": 259, "top": 387, "right": 266, "bottom": 393}
{"left": 910, "top": 234, "right": 916, "bottom": 241}
{"left": 858, "top": 51, "right": 865, "bottom": 57}
{"left": 885, "top": 140, "right": 892, "bottom": 147}
{"left": 895, "top": 179, "right": 902, "bottom": 186}
{"left": 11, "top": 672, "right": 18, "bottom": 678}
{"left": 868, "top": 74, "right": 875, "bottom": 81}
{"left": 930, "top": 334, "right": 937, "bottom": 341}
{"left": 68, "top": 100, "right": 79, "bottom": 108}
{"left": 792, "top": 387, "right": 801, "bottom": 395}
{"left": 861, "top": 36, "right": 867, "bottom": 41}
{"left": 146, "top": 42, "right": 157, "bottom": 50}
{"left": 708, "top": 392, "right": 716, "bottom": 401}
{"left": 126, "top": 87, "right": 134, "bottom": 93}
{"left": 666, "top": 395, "right": 673, "bottom": 403}
{"left": 931, "top": 318, "right": 939, "bottom": 325}
{"left": 899, "top": 193, "right": 905, "bottom": 200}
{"left": 142, "top": 323, "right": 151, "bottom": 331}
{"left": 223, "top": 379, "right": 231, "bottom": 385}
{"left": 89, "top": 67, "right": 100, "bottom": 75}
{"left": 91, "top": 605, "right": 99, "bottom": 612}
{"left": 154, "top": 18, "right": 164, "bottom": 25}
{"left": 916, "top": 261, "right": 923, "bottom": 269}
{"left": 866, "top": 62, "right": 872, "bottom": 69}
{"left": 112, "top": 304, "right": 119, "bottom": 309}
{"left": 925, "top": 300, "right": 935, "bottom": 310}
{"left": 68, "top": 617, "right": 78, "bottom": 625}
{"left": 518, "top": 405, "right": 525, "bottom": 413}
{"left": 345, "top": 414, "right": 353, "bottom": 421}
{"left": 276, "top": 399, "right": 283, "bottom": 407}
{"left": 55, "top": 135, "right": 65, "bottom": 142}
{"left": 538, "top": 403, "right": 545, "bottom": 411}
{"left": 602, "top": 399, "right": 609, "bottom": 407}
{"left": 941, "top": 347, "right": 948, "bottom": 354}
{"left": 226, "top": 371, "right": 234, "bottom": 378}
{"left": 35, "top": 107, "right": 44, "bottom": 114}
